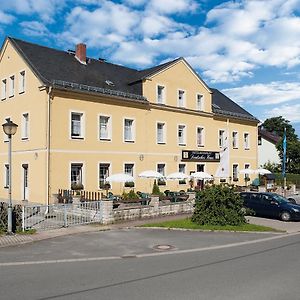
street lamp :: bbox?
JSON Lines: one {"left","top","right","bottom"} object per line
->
{"left": 2, "top": 119, "right": 18, "bottom": 234}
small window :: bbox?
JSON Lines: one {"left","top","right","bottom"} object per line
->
{"left": 178, "top": 164, "right": 186, "bottom": 184}
{"left": 124, "top": 119, "right": 134, "bottom": 142}
{"left": 70, "top": 163, "right": 83, "bottom": 186}
{"left": 244, "top": 133, "right": 250, "bottom": 149}
{"left": 197, "top": 127, "right": 204, "bottom": 147}
{"left": 157, "top": 85, "right": 165, "bottom": 104}
{"left": 157, "top": 122, "right": 165, "bottom": 144}
{"left": 232, "top": 164, "right": 238, "bottom": 181}
{"left": 4, "top": 164, "right": 9, "bottom": 188}
{"left": 219, "top": 130, "right": 225, "bottom": 148}
{"left": 99, "top": 115, "right": 111, "bottom": 140}
{"left": 99, "top": 163, "right": 110, "bottom": 189}
{"left": 178, "top": 90, "right": 185, "bottom": 107}
{"left": 157, "top": 163, "right": 166, "bottom": 185}
{"left": 244, "top": 164, "right": 250, "bottom": 180}
{"left": 9, "top": 75, "right": 15, "bottom": 97}
{"left": 19, "top": 71, "right": 25, "bottom": 94}
{"left": 71, "top": 112, "right": 84, "bottom": 139}
{"left": 232, "top": 131, "right": 238, "bottom": 148}
{"left": 196, "top": 94, "right": 204, "bottom": 111}
{"left": 1, "top": 79, "right": 6, "bottom": 100}
{"left": 178, "top": 125, "right": 186, "bottom": 145}
{"left": 124, "top": 163, "right": 134, "bottom": 176}
{"left": 22, "top": 113, "right": 29, "bottom": 140}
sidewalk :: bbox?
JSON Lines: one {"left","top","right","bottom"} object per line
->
{"left": 0, "top": 214, "right": 192, "bottom": 248}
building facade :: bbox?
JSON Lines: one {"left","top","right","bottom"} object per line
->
{"left": 0, "top": 37, "right": 259, "bottom": 204}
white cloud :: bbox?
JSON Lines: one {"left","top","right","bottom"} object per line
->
{"left": 266, "top": 103, "right": 300, "bottom": 122}
{"left": 2, "top": 0, "right": 66, "bottom": 23}
{"left": 146, "top": 0, "right": 199, "bottom": 15}
{"left": 0, "top": 11, "right": 15, "bottom": 25}
{"left": 223, "top": 82, "right": 300, "bottom": 105}
{"left": 20, "top": 21, "right": 51, "bottom": 37}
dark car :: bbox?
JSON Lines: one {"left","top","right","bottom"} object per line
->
{"left": 239, "top": 192, "right": 300, "bottom": 221}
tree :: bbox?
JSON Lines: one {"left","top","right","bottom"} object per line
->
{"left": 262, "top": 117, "right": 300, "bottom": 174}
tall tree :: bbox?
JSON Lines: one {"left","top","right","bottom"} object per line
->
{"left": 262, "top": 117, "right": 300, "bottom": 174}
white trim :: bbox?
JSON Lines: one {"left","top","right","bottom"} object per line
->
{"left": 21, "top": 162, "right": 29, "bottom": 201}
{"left": 3, "top": 163, "right": 9, "bottom": 188}
{"left": 177, "top": 89, "right": 186, "bottom": 108}
{"left": 232, "top": 131, "right": 239, "bottom": 149}
{"left": 98, "top": 161, "right": 111, "bottom": 189}
{"left": 18, "top": 69, "right": 26, "bottom": 94}
{"left": 8, "top": 74, "right": 15, "bottom": 98}
{"left": 232, "top": 163, "right": 239, "bottom": 181}
{"left": 21, "top": 111, "right": 30, "bottom": 141}
{"left": 196, "top": 126, "right": 205, "bottom": 147}
{"left": 1, "top": 78, "right": 7, "bottom": 100}
{"left": 157, "top": 162, "right": 167, "bottom": 177}
{"left": 196, "top": 93, "right": 204, "bottom": 111}
{"left": 243, "top": 132, "right": 250, "bottom": 150}
{"left": 218, "top": 128, "right": 226, "bottom": 148}
{"left": 98, "top": 113, "right": 112, "bottom": 142}
{"left": 69, "top": 161, "right": 85, "bottom": 188}
{"left": 156, "top": 121, "right": 167, "bottom": 144}
{"left": 123, "top": 117, "right": 136, "bottom": 143}
{"left": 69, "top": 110, "right": 85, "bottom": 140}
{"left": 156, "top": 83, "right": 166, "bottom": 104}
{"left": 3, "top": 116, "right": 11, "bottom": 142}
{"left": 177, "top": 123, "right": 186, "bottom": 146}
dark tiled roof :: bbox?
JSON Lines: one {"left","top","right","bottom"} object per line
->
{"left": 7, "top": 37, "right": 258, "bottom": 121}
{"left": 9, "top": 37, "right": 145, "bottom": 101}
{"left": 258, "top": 128, "right": 280, "bottom": 144}
{"left": 211, "top": 88, "right": 259, "bottom": 122}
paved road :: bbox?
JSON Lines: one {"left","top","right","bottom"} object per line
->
{"left": 1, "top": 228, "right": 300, "bottom": 300}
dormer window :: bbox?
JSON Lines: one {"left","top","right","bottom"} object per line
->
{"left": 105, "top": 80, "right": 114, "bottom": 87}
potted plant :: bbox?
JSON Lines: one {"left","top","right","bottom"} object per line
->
{"left": 124, "top": 181, "right": 135, "bottom": 188}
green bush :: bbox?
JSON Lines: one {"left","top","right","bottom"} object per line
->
{"left": 191, "top": 185, "right": 246, "bottom": 226}
{"left": 152, "top": 180, "right": 160, "bottom": 195}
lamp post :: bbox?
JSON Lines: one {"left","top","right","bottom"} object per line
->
{"left": 2, "top": 119, "right": 18, "bottom": 234}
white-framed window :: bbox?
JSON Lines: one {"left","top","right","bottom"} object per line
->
{"left": 4, "top": 164, "right": 9, "bottom": 188}
{"left": 157, "top": 122, "right": 165, "bottom": 144}
{"left": 178, "top": 163, "right": 186, "bottom": 184}
{"left": 196, "top": 94, "right": 204, "bottom": 111}
{"left": 232, "top": 164, "right": 239, "bottom": 181}
{"left": 71, "top": 112, "right": 84, "bottom": 139}
{"left": 244, "top": 164, "right": 250, "bottom": 179}
{"left": 232, "top": 131, "right": 238, "bottom": 149}
{"left": 178, "top": 125, "right": 186, "bottom": 146}
{"left": 9, "top": 75, "right": 15, "bottom": 97}
{"left": 178, "top": 90, "right": 185, "bottom": 107}
{"left": 157, "top": 163, "right": 166, "bottom": 185}
{"left": 244, "top": 133, "right": 250, "bottom": 149}
{"left": 197, "top": 127, "right": 204, "bottom": 147}
{"left": 219, "top": 130, "right": 225, "bottom": 148}
{"left": 70, "top": 163, "right": 83, "bottom": 186}
{"left": 124, "top": 163, "right": 134, "bottom": 176}
{"left": 99, "top": 163, "right": 110, "bottom": 189}
{"left": 157, "top": 85, "right": 165, "bottom": 104}
{"left": 3, "top": 117, "right": 10, "bottom": 142}
{"left": 19, "top": 70, "right": 25, "bottom": 94}
{"left": 1, "top": 79, "right": 6, "bottom": 100}
{"left": 124, "top": 118, "right": 135, "bottom": 142}
{"left": 21, "top": 113, "right": 29, "bottom": 140}
{"left": 99, "top": 115, "right": 111, "bottom": 140}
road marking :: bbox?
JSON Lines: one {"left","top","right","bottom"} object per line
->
{"left": 0, "top": 231, "right": 299, "bottom": 267}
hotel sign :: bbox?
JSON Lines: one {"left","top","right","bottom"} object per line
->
{"left": 182, "top": 150, "right": 220, "bottom": 162}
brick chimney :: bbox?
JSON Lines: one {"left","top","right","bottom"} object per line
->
{"left": 75, "top": 43, "right": 86, "bottom": 64}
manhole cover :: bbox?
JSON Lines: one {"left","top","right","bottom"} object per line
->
{"left": 153, "top": 244, "right": 175, "bottom": 251}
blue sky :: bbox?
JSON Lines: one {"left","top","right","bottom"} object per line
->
{"left": 1, "top": 0, "right": 300, "bottom": 137}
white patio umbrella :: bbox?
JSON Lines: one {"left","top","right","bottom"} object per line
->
{"left": 254, "top": 168, "right": 272, "bottom": 175}
{"left": 239, "top": 168, "right": 255, "bottom": 175}
{"left": 138, "top": 170, "right": 165, "bottom": 179}
{"left": 166, "top": 172, "right": 189, "bottom": 180}
{"left": 190, "top": 172, "right": 213, "bottom": 180}
{"left": 138, "top": 170, "right": 165, "bottom": 192}
{"left": 105, "top": 173, "right": 135, "bottom": 183}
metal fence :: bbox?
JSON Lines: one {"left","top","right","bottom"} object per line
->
{"left": 22, "top": 201, "right": 103, "bottom": 231}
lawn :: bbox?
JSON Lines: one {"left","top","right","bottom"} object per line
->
{"left": 141, "top": 218, "right": 280, "bottom": 232}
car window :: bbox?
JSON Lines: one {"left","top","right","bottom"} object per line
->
{"left": 250, "top": 194, "right": 261, "bottom": 203}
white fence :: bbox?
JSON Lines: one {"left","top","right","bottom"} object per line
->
{"left": 22, "top": 201, "right": 103, "bottom": 231}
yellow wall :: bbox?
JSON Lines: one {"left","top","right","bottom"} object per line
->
{"left": 0, "top": 40, "right": 258, "bottom": 204}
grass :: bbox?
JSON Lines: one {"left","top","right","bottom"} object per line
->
{"left": 0, "top": 228, "right": 36, "bottom": 235}
{"left": 141, "top": 218, "right": 280, "bottom": 232}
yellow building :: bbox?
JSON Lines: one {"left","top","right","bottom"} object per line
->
{"left": 0, "top": 37, "right": 259, "bottom": 204}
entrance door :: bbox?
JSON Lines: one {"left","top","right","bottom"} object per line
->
{"left": 22, "top": 164, "right": 29, "bottom": 200}
{"left": 196, "top": 164, "right": 205, "bottom": 189}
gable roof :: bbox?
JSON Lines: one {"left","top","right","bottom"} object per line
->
{"left": 210, "top": 88, "right": 259, "bottom": 122}
{"left": 5, "top": 37, "right": 257, "bottom": 121}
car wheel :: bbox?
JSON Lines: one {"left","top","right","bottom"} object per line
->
{"left": 280, "top": 211, "right": 291, "bottom": 221}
